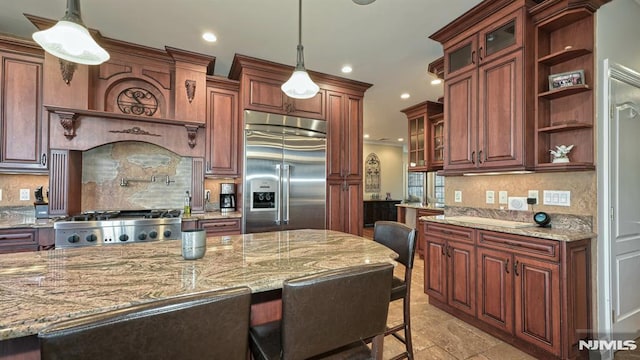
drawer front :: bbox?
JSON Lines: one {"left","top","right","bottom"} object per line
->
{"left": 0, "top": 229, "right": 38, "bottom": 254}
{"left": 417, "top": 209, "right": 444, "bottom": 217}
{"left": 425, "top": 223, "right": 474, "bottom": 244}
{"left": 477, "top": 230, "right": 559, "bottom": 261}
{"left": 199, "top": 219, "right": 241, "bottom": 236}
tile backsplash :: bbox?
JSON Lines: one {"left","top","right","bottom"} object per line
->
{"left": 82, "top": 142, "right": 192, "bottom": 211}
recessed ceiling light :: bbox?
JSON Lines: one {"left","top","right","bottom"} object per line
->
{"left": 364, "top": 134, "right": 370, "bottom": 138}
{"left": 401, "top": 93, "right": 410, "bottom": 99}
{"left": 398, "top": 138, "right": 404, "bottom": 142}
{"left": 341, "top": 65, "right": 353, "bottom": 73}
{"left": 431, "top": 78, "right": 442, "bottom": 85}
{"left": 202, "top": 32, "right": 217, "bottom": 42}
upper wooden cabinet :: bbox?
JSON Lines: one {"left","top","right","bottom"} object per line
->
{"left": 0, "top": 36, "right": 47, "bottom": 174}
{"left": 205, "top": 77, "right": 240, "bottom": 177}
{"left": 401, "top": 100, "right": 444, "bottom": 172}
{"left": 431, "top": 1, "right": 535, "bottom": 175}
{"left": 245, "top": 75, "right": 325, "bottom": 120}
{"left": 530, "top": 1, "right": 606, "bottom": 171}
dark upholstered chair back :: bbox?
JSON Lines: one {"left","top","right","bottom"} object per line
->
{"left": 281, "top": 263, "right": 393, "bottom": 359}
{"left": 373, "top": 221, "right": 417, "bottom": 269}
{"left": 39, "top": 286, "right": 252, "bottom": 360}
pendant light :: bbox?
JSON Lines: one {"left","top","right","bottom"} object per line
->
{"left": 353, "top": 0, "right": 376, "bottom": 4}
{"left": 32, "top": 0, "right": 110, "bottom": 65}
{"left": 281, "top": 0, "right": 319, "bottom": 100}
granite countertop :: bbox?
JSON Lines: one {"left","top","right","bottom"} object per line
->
{"left": 180, "top": 211, "right": 242, "bottom": 221}
{"left": 396, "top": 203, "right": 443, "bottom": 210}
{"left": 0, "top": 229, "right": 397, "bottom": 340}
{"left": 421, "top": 215, "right": 595, "bottom": 242}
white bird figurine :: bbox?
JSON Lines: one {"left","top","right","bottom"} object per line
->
{"left": 550, "top": 144, "right": 574, "bottom": 161}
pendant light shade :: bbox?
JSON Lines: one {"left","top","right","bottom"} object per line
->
{"left": 32, "top": 0, "right": 109, "bottom": 65}
{"left": 282, "top": 0, "right": 319, "bottom": 100}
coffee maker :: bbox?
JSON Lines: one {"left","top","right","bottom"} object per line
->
{"left": 220, "top": 183, "right": 236, "bottom": 213}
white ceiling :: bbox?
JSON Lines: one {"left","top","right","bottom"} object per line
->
{"left": 0, "top": 0, "right": 483, "bottom": 145}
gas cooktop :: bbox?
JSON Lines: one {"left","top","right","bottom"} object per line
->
{"left": 54, "top": 209, "right": 183, "bottom": 248}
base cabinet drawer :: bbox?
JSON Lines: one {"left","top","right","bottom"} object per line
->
{"left": 198, "top": 219, "right": 241, "bottom": 236}
{"left": 0, "top": 229, "right": 38, "bottom": 254}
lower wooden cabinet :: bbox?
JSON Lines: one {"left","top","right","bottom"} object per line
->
{"left": 424, "top": 222, "right": 591, "bottom": 359}
{"left": 415, "top": 208, "right": 444, "bottom": 258}
{"left": 0, "top": 228, "right": 38, "bottom": 254}
{"left": 198, "top": 218, "right": 241, "bottom": 236}
{"left": 362, "top": 200, "right": 401, "bottom": 227}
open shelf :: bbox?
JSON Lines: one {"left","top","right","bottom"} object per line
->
{"left": 537, "top": 8, "right": 592, "bottom": 32}
{"left": 538, "top": 48, "right": 591, "bottom": 66}
{"left": 537, "top": 122, "right": 592, "bottom": 133}
{"left": 534, "top": 162, "right": 595, "bottom": 172}
{"left": 538, "top": 84, "right": 590, "bottom": 100}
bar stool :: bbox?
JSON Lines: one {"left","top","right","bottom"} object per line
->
{"left": 373, "top": 220, "right": 417, "bottom": 360}
{"left": 39, "top": 286, "right": 251, "bottom": 360}
{"left": 249, "top": 263, "right": 394, "bottom": 360}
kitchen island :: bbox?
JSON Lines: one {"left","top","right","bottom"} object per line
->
{"left": 0, "top": 229, "right": 397, "bottom": 358}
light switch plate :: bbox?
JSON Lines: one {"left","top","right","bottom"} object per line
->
{"left": 499, "top": 191, "right": 508, "bottom": 204}
{"left": 486, "top": 190, "right": 495, "bottom": 204}
{"left": 454, "top": 190, "right": 462, "bottom": 203}
{"left": 508, "top": 197, "right": 528, "bottom": 211}
{"left": 0, "top": 189, "right": 2, "bottom": 201}
{"left": 205, "top": 189, "right": 211, "bottom": 202}
{"left": 543, "top": 190, "right": 571, "bottom": 206}
{"left": 19, "top": 189, "right": 30, "bottom": 201}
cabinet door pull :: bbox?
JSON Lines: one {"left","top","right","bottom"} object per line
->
{"left": 478, "top": 150, "right": 483, "bottom": 164}
{"left": 446, "top": 245, "right": 452, "bottom": 258}
{"left": 471, "top": 50, "right": 476, "bottom": 64}
{"left": 471, "top": 151, "right": 476, "bottom": 164}
{"left": 478, "top": 46, "right": 483, "bottom": 62}
{"left": 514, "top": 260, "right": 520, "bottom": 276}
{"left": 441, "top": 244, "right": 445, "bottom": 256}
{"left": 505, "top": 258, "right": 510, "bottom": 274}
{"left": 41, "top": 153, "right": 47, "bottom": 166}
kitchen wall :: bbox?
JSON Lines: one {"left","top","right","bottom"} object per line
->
{"left": 362, "top": 143, "right": 404, "bottom": 201}
{"left": 445, "top": 171, "right": 596, "bottom": 216}
{"left": 0, "top": 174, "right": 48, "bottom": 207}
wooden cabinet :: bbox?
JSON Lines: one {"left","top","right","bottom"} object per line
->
{"left": 242, "top": 74, "right": 325, "bottom": 120}
{"left": 205, "top": 77, "right": 240, "bottom": 177}
{"left": 326, "top": 91, "right": 365, "bottom": 235}
{"left": 424, "top": 219, "right": 592, "bottom": 359}
{"left": 362, "top": 200, "right": 401, "bottom": 227}
{"left": 0, "top": 228, "right": 38, "bottom": 254}
{"left": 0, "top": 37, "right": 47, "bottom": 173}
{"left": 424, "top": 223, "right": 476, "bottom": 317}
{"left": 531, "top": 4, "right": 598, "bottom": 171}
{"left": 430, "top": 2, "right": 534, "bottom": 175}
{"left": 415, "top": 208, "right": 444, "bottom": 258}
{"left": 401, "top": 101, "right": 444, "bottom": 172}
{"left": 199, "top": 218, "right": 241, "bottom": 236}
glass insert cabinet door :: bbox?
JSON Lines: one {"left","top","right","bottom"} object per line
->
{"left": 483, "top": 19, "right": 516, "bottom": 58}
{"left": 431, "top": 115, "right": 444, "bottom": 164}
{"left": 409, "top": 115, "right": 425, "bottom": 168}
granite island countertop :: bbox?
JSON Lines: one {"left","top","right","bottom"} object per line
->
{"left": 421, "top": 215, "right": 595, "bottom": 242}
{"left": 0, "top": 229, "right": 397, "bottom": 340}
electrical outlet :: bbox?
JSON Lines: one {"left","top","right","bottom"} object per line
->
{"left": 19, "top": 189, "right": 30, "bottom": 201}
{"left": 454, "top": 190, "right": 462, "bottom": 203}
{"left": 528, "top": 190, "right": 539, "bottom": 204}
{"left": 205, "top": 189, "right": 211, "bottom": 202}
{"left": 486, "top": 190, "right": 495, "bottom": 204}
{"left": 498, "top": 191, "right": 508, "bottom": 204}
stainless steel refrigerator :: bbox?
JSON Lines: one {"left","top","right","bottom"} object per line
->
{"left": 243, "top": 110, "right": 326, "bottom": 233}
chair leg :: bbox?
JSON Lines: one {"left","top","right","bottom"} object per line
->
{"left": 403, "top": 295, "right": 414, "bottom": 360}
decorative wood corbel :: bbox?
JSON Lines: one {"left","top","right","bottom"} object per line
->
{"left": 56, "top": 111, "right": 79, "bottom": 139}
{"left": 185, "top": 125, "right": 198, "bottom": 148}
{"left": 59, "top": 59, "right": 77, "bottom": 85}
{"left": 185, "top": 80, "right": 196, "bottom": 103}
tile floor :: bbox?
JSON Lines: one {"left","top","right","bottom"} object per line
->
{"left": 363, "top": 227, "right": 639, "bottom": 360}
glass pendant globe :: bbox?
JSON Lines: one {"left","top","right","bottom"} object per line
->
{"left": 33, "top": 20, "right": 110, "bottom": 65}
{"left": 281, "top": 69, "right": 320, "bottom": 99}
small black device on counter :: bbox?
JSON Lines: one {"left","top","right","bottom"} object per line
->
{"left": 34, "top": 186, "right": 49, "bottom": 219}
{"left": 533, "top": 212, "right": 551, "bottom": 227}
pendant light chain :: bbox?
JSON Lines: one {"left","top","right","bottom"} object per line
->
{"left": 296, "top": 0, "right": 305, "bottom": 70}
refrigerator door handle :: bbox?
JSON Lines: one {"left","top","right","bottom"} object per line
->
{"left": 283, "top": 164, "right": 291, "bottom": 224}
{"left": 275, "top": 164, "right": 282, "bottom": 225}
